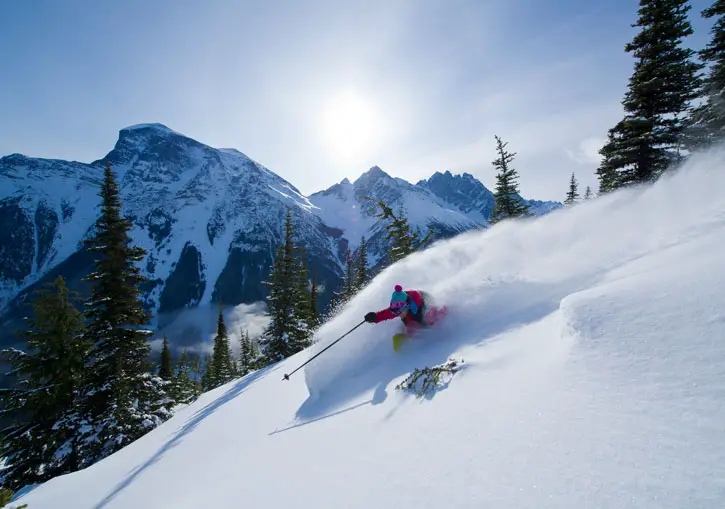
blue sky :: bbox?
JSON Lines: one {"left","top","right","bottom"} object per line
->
{"left": 0, "top": 0, "right": 715, "bottom": 200}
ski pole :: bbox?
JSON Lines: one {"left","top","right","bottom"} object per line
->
{"left": 282, "top": 320, "right": 366, "bottom": 381}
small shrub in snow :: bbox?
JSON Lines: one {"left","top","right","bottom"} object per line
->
{"left": 395, "top": 358, "right": 463, "bottom": 398}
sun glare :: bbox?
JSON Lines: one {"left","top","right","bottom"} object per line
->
{"left": 320, "top": 92, "right": 380, "bottom": 162}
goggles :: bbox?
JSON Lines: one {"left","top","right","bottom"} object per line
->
{"left": 389, "top": 300, "right": 409, "bottom": 315}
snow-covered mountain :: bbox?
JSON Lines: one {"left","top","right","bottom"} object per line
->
{"left": 308, "top": 166, "right": 483, "bottom": 266}
{"left": 309, "top": 166, "right": 560, "bottom": 267}
{"left": 0, "top": 123, "right": 558, "bottom": 350}
{"left": 0, "top": 124, "right": 343, "bottom": 343}
{"left": 13, "top": 151, "right": 725, "bottom": 509}
{"left": 418, "top": 170, "right": 560, "bottom": 222}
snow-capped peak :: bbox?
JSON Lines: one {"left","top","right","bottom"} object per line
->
{"left": 309, "top": 165, "right": 484, "bottom": 260}
{"left": 121, "top": 122, "right": 184, "bottom": 135}
{"left": 353, "top": 165, "right": 395, "bottom": 187}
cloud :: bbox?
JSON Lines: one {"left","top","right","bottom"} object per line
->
{"left": 152, "top": 302, "right": 271, "bottom": 357}
{"left": 566, "top": 137, "right": 605, "bottom": 165}
{"left": 225, "top": 302, "right": 272, "bottom": 353}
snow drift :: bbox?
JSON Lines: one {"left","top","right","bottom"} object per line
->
{"left": 14, "top": 150, "right": 725, "bottom": 509}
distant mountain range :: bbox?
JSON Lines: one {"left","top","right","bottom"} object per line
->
{"left": 0, "top": 123, "right": 560, "bottom": 349}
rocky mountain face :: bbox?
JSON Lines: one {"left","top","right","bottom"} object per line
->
{"left": 419, "top": 170, "right": 561, "bottom": 221}
{"left": 308, "top": 166, "right": 485, "bottom": 269}
{"left": 309, "top": 168, "right": 561, "bottom": 268}
{"left": 0, "top": 123, "right": 560, "bottom": 350}
{"left": 0, "top": 124, "right": 343, "bottom": 348}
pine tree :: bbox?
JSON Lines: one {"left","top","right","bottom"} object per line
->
{"left": 77, "top": 163, "right": 173, "bottom": 466}
{"left": 238, "top": 329, "right": 253, "bottom": 377}
{"left": 260, "top": 245, "right": 292, "bottom": 363}
{"left": 169, "top": 349, "right": 200, "bottom": 405}
{"left": 327, "top": 236, "right": 369, "bottom": 316}
{"left": 353, "top": 236, "right": 369, "bottom": 292}
{"left": 260, "top": 208, "right": 310, "bottom": 363}
{"left": 564, "top": 173, "right": 580, "bottom": 206}
{"left": 328, "top": 248, "right": 352, "bottom": 315}
{"left": 341, "top": 248, "right": 356, "bottom": 301}
{"left": 158, "top": 335, "right": 173, "bottom": 380}
{"left": 188, "top": 353, "right": 203, "bottom": 395}
{"left": 200, "top": 352, "right": 212, "bottom": 391}
{"left": 597, "top": 0, "right": 702, "bottom": 189}
{"left": 307, "top": 265, "right": 320, "bottom": 330}
{"left": 584, "top": 186, "right": 593, "bottom": 200}
{"left": 596, "top": 130, "right": 621, "bottom": 193}
{"left": 249, "top": 336, "right": 264, "bottom": 370}
{"left": 204, "top": 307, "right": 234, "bottom": 390}
{"left": 290, "top": 248, "right": 313, "bottom": 352}
{"left": 0, "top": 276, "right": 88, "bottom": 491}
{"left": 369, "top": 199, "right": 433, "bottom": 266}
{"left": 685, "top": 0, "right": 725, "bottom": 149}
{"left": 489, "top": 136, "right": 531, "bottom": 223}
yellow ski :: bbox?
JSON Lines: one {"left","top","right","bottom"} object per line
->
{"left": 392, "top": 332, "right": 408, "bottom": 352}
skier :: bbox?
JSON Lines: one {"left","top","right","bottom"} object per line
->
{"left": 364, "top": 285, "right": 447, "bottom": 351}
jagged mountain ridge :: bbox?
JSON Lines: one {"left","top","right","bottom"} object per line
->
{"left": 0, "top": 123, "right": 559, "bottom": 349}
{"left": 308, "top": 166, "right": 484, "bottom": 268}
{"left": 309, "top": 167, "right": 561, "bottom": 267}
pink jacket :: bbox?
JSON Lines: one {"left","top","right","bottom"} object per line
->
{"left": 374, "top": 290, "right": 425, "bottom": 333}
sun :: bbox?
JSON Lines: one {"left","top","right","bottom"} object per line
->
{"left": 320, "top": 91, "right": 380, "bottom": 162}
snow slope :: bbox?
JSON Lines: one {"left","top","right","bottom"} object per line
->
{"left": 14, "top": 151, "right": 725, "bottom": 509}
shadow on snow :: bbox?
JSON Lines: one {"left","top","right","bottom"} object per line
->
{"left": 93, "top": 364, "right": 278, "bottom": 509}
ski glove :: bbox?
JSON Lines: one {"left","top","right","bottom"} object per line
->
{"left": 364, "top": 312, "right": 377, "bottom": 323}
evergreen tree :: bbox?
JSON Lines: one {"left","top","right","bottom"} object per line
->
{"left": 158, "top": 335, "right": 173, "bottom": 380}
{"left": 290, "top": 248, "right": 313, "bottom": 351}
{"left": 307, "top": 265, "right": 320, "bottom": 330}
{"left": 327, "top": 236, "right": 370, "bottom": 317}
{"left": 188, "top": 353, "right": 203, "bottom": 392}
{"left": 597, "top": 0, "right": 702, "bottom": 189}
{"left": 353, "top": 236, "right": 369, "bottom": 292}
{"left": 249, "top": 336, "right": 264, "bottom": 370}
{"left": 260, "top": 208, "right": 310, "bottom": 363}
{"left": 369, "top": 199, "right": 433, "bottom": 266}
{"left": 564, "top": 173, "right": 580, "bottom": 206}
{"left": 328, "top": 248, "right": 353, "bottom": 315}
{"left": 686, "top": 0, "right": 725, "bottom": 149}
{"left": 200, "top": 352, "right": 212, "bottom": 391}
{"left": 0, "top": 276, "right": 88, "bottom": 491}
{"left": 238, "top": 329, "right": 253, "bottom": 377}
{"left": 596, "top": 131, "right": 622, "bottom": 193}
{"left": 170, "top": 349, "right": 200, "bottom": 405}
{"left": 291, "top": 246, "right": 316, "bottom": 351}
{"left": 204, "top": 307, "right": 234, "bottom": 390}
{"left": 340, "top": 248, "right": 356, "bottom": 302}
{"left": 77, "top": 163, "right": 173, "bottom": 466}
{"left": 489, "top": 135, "right": 530, "bottom": 223}
{"left": 584, "top": 186, "right": 593, "bottom": 200}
